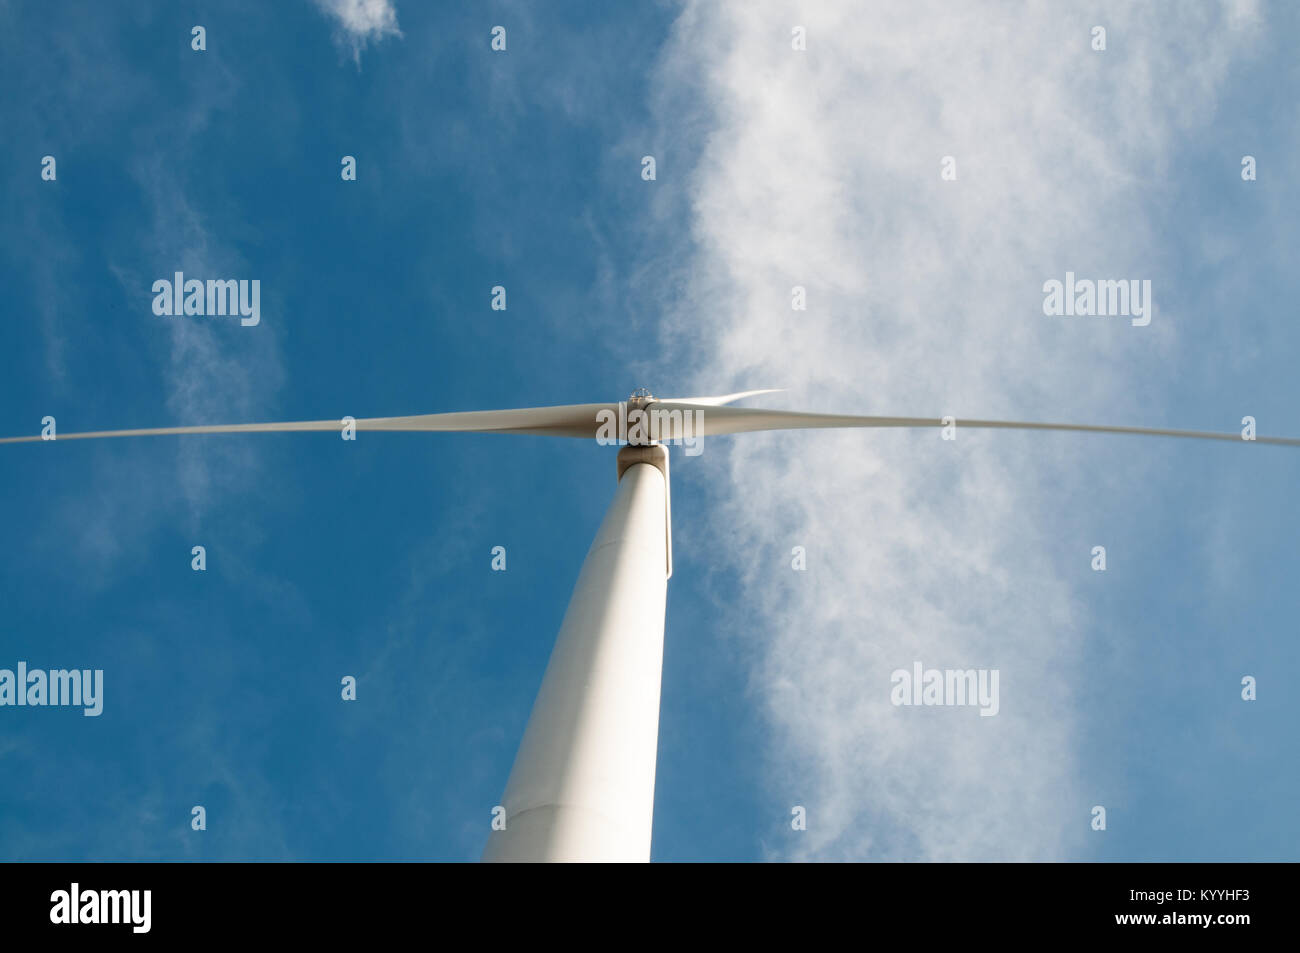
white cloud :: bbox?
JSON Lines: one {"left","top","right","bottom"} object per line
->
{"left": 649, "top": 2, "right": 1261, "bottom": 859}
{"left": 313, "top": 0, "right": 402, "bottom": 62}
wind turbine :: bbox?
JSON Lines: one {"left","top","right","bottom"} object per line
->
{"left": 5, "top": 391, "right": 1297, "bottom": 862}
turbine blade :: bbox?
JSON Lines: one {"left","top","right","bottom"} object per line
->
{"left": 655, "top": 388, "right": 785, "bottom": 406}
{"left": 0, "top": 403, "right": 618, "bottom": 445}
{"left": 8, "top": 400, "right": 1294, "bottom": 448}
{"left": 649, "top": 403, "right": 1300, "bottom": 447}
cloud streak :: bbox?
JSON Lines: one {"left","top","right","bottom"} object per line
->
{"left": 649, "top": 1, "right": 1262, "bottom": 860}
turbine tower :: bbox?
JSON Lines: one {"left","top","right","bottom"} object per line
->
{"left": 5, "top": 390, "right": 1297, "bottom": 862}
{"left": 481, "top": 438, "right": 671, "bottom": 862}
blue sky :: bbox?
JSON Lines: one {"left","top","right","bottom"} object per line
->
{"left": 1, "top": 0, "right": 1297, "bottom": 861}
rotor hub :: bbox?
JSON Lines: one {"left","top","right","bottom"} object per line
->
{"left": 627, "top": 387, "right": 654, "bottom": 409}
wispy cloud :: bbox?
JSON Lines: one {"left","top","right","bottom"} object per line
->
{"left": 649, "top": 1, "right": 1262, "bottom": 859}
{"left": 312, "top": 0, "right": 402, "bottom": 64}
{"left": 119, "top": 65, "right": 285, "bottom": 522}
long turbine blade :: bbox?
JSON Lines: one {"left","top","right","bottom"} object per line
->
{"left": 0, "top": 403, "right": 617, "bottom": 445}
{"left": 656, "top": 388, "right": 785, "bottom": 406}
{"left": 649, "top": 403, "right": 1300, "bottom": 448}
{"left": 8, "top": 397, "right": 1295, "bottom": 448}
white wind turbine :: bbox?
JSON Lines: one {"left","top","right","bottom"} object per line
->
{"left": 5, "top": 390, "right": 1297, "bottom": 862}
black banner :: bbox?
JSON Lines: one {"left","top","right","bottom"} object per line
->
{"left": 0, "top": 862, "right": 1284, "bottom": 940}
